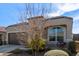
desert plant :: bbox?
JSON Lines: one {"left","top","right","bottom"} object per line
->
{"left": 38, "top": 38, "right": 46, "bottom": 50}
{"left": 68, "top": 41, "right": 76, "bottom": 54}
{"left": 44, "top": 49, "right": 69, "bottom": 56}
{"left": 28, "top": 36, "right": 46, "bottom": 55}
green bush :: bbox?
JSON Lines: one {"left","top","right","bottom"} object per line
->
{"left": 11, "top": 48, "right": 22, "bottom": 54}
{"left": 25, "top": 49, "right": 32, "bottom": 54}
{"left": 29, "top": 38, "right": 46, "bottom": 52}
{"left": 68, "top": 41, "right": 76, "bottom": 53}
{"left": 44, "top": 49, "right": 69, "bottom": 56}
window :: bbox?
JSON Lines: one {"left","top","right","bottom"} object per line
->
{"left": 48, "top": 27, "right": 56, "bottom": 41}
{"left": 49, "top": 36, "right": 55, "bottom": 41}
{"left": 48, "top": 26, "right": 64, "bottom": 42}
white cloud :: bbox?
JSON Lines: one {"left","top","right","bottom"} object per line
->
{"left": 73, "top": 16, "right": 79, "bottom": 21}
{"left": 72, "top": 15, "right": 79, "bottom": 34}
{"left": 47, "top": 3, "right": 79, "bottom": 34}
{"left": 73, "top": 27, "right": 79, "bottom": 34}
{"left": 48, "top": 3, "right": 79, "bottom": 17}
{"left": 48, "top": 10, "right": 64, "bottom": 17}
{"left": 57, "top": 3, "right": 79, "bottom": 12}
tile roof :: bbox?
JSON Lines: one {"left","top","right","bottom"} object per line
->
{"left": 7, "top": 16, "right": 73, "bottom": 28}
{"left": 0, "top": 26, "right": 6, "bottom": 32}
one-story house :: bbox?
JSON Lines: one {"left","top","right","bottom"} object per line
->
{"left": 0, "top": 16, "right": 73, "bottom": 47}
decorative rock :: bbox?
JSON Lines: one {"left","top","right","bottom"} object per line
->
{"left": 76, "top": 53, "right": 79, "bottom": 56}
{"left": 44, "top": 49, "right": 69, "bottom": 56}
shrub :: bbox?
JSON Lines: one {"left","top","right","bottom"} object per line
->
{"left": 39, "top": 38, "right": 46, "bottom": 50}
{"left": 11, "top": 48, "right": 22, "bottom": 54}
{"left": 61, "top": 48, "right": 72, "bottom": 56}
{"left": 29, "top": 38, "right": 46, "bottom": 51}
{"left": 25, "top": 49, "right": 32, "bottom": 54}
{"left": 68, "top": 41, "right": 76, "bottom": 53}
{"left": 57, "top": 41, "right": 66, "bottom": 48}
{"left": 75, "top": 41, "right": 79, "bottom": 52}
{"left": 44, "top": 49, "right": 69, "bottom": 56}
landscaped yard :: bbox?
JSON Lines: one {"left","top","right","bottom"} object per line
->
{"left": 8, "top": 46, "right": 77, "bottom": 56}
{"left": 0, "top": 41, "right": 79, "bottom": 56}
{"left": 8, "top": 48, "right": 47, "bottom": 56}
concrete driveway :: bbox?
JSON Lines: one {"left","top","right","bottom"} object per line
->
{"left": 0, "top": 45, "right": 25, "bottom": 56}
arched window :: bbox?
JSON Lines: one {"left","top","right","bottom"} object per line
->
{"left": 48, "top": 26, "right": 65, "bottom": 42}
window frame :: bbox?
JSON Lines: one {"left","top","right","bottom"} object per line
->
{"left": 48, "top": 26, "right": 65, "bottom": 42}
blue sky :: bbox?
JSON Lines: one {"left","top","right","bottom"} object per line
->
{"left": 0, "top": 3, "right": 25, "bottom": 26}
{"left": 0, "top": 3, "right": 79, "bottom": 34}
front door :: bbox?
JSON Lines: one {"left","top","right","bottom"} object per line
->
{"left": 48, "top": 26, "right": 65, "bottom": 46}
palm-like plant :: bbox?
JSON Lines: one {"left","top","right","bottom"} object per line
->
{"left": 28, "top": 28, "right": 46, "bottom": 55}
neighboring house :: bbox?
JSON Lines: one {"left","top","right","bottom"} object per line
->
{"left": 73, "top": 34, "right": 79, "bottom": 41}
{"left": 0, "top": 26, "right": 6, "bottom": 45}
{"left": 6, "top": 16, "right": 73, "bottom": 46}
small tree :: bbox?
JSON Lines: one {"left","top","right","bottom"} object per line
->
{"left": 28, "top": 27, "right": 46, "bottom": 55}
{"left": 16, "top": 3, "right": 52, "bottom": 55}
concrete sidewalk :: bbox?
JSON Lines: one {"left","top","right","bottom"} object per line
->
{"left": 0, "top": 53, "right": 12, "bottom": 56}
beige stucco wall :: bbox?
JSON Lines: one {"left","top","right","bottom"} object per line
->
{"left": 6, "top": 16, "right": 73, "bottom": 45}
{"left": 6, "top": 24, "right": 28, "bottom": 33}
{"left": 6, "top": 24, "right": 29, "bottom": 45}
{"left": 44, "top": 17, "right": 73, "bottom": 42}
{"left": 0, "top": 32, "right": 6, "bottom": 45}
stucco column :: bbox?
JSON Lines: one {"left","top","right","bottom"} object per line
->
{"left": 2, "top": 33, "right": 5, "bottom": 45}
{"left": 66, "top": 23, "right": 73, "bottom": 42}
{"left": 6, "top": 33, "right": 9, "bottom": 45}
{"left": 63, "top": 27, "right": 67, "bottom": 42}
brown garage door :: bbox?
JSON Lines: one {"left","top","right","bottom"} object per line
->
{"left": 8, "top": 33, "right": 20, "bottom": 45}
